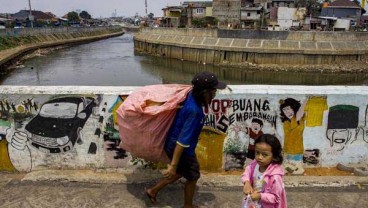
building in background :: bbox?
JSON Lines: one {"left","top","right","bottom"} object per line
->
{"left": 321, "top": 0, "right": 364, "bottom": 29}
{"left": 182, "top": 1, "right": 214, "bottom": 28}
{"left": 240, "top": 6, "right": 263, "bottom": 29}
{"left": 213, "top": 0, "right": 242, "bottom": 28}
{"left": 277, "top": 7, "right": 306, "bottom": 30}
{"left": 161, "top": 6, "right": 182, "bottom": 27}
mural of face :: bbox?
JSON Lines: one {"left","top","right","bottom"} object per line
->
{"left": 251, "top": 122, "right": 262, "bottom": 134}
{"left": 282, "top": 106, "right": 294, "bottom": 120}
{"left": 326, "top": 129, "right": 352, "bottom": 151}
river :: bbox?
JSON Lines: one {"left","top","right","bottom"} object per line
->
{"left": 1, "top": 33, "right": 367, "bottom": 86}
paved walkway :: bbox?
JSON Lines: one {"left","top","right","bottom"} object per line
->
{"left": 1, "top": 170, "right": 368, "bottom": 207}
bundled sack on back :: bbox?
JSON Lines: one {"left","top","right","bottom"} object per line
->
{"left": 117, "top": 84, "right": 192, "bottom": 163}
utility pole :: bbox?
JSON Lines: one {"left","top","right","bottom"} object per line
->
{"left": 28, "top": 0, "right": 33, "bottom": 28}
{"left": 145, "top": 0, "right": 148, "bottom": 16}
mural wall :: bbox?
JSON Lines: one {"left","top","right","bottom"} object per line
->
{"left": 0, "top": 88, "right": 367, "bottom": 176}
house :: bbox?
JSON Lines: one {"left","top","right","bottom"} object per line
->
{"left": 182, "top": 1, "right": 213, "bottom": 18}
{"left": 213, "top": 0, "right": 242, "bottom": 28}
{"left": 13, "top": 10, "right": 53, "bottom": 21}
{"left": 240, "top": 6, "right": 263, "bottom": 29}
{"left": 268, "top": 0, "right": 296, "bottom": 24}
{"left": 182, "top": 1, "right": 213, "bottom": 27}
{"left": 270, "top": 0, "right": 295, "bottom": 8}
{"left": 321, "top": 0, "right": 364, "bottom": 26}
{"left": 162, "top": 6, "right": 182, "bottom": 27}
{"left": 277, "top": 7, "right": 306, "bottom": 30}
{"left": 304, "top": 17, "right": 323, "bottom": 30}
{"left": 12, "top": 10, "right": 54, "bottom": 27}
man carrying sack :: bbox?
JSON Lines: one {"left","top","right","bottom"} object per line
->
{"left": 145, "top": 71, "right": 227, "bottom": 208}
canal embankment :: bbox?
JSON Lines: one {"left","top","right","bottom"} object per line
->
{"left": 134, "top": 28, "right": 368, "bottom": 72}
{"left": 0, "top": 27, "right": 124, "bottom": 71}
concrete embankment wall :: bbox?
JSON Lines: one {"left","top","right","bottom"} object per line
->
{"left": 134, "top": 28, "right": 368, "bottom": 66}
{"left": 0, "top": 85, "right": 367, "bottom": 175}
{"left": 0, "top": 27, "right": 124, "bottom": 70}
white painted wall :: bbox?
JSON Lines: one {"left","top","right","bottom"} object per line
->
{"left": 0, "top": 85, "right": 367, "bottom": 174}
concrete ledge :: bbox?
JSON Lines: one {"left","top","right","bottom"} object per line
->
{"left": 134, "top": 35, "right": 368, "bottom": 55}
{"left": 0, "top": 85, "right": 368, "bottom": 95}
{"left": 6, "top": 170, "right": 368, "bottom": 188}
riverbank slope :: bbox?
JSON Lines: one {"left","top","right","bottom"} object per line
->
{"left": 0, "top": 27, "right": 124, "bottom": 71}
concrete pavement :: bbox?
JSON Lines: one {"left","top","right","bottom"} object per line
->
{"left": 1, "top": 169, "right": 368, "bottom": 207}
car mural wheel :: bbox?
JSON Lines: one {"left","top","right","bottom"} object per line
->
{"left": 77, "top": 127, "right": 83, "bottom": 145}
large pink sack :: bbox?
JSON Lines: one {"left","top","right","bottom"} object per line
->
{"left": 117, "top": 84, "right": 192, "bottom": 163}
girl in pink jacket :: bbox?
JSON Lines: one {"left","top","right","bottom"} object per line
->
{"left": 241, "top": 134, "right": 287, "bottom": 208}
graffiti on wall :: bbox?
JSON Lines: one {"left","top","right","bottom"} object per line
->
{"left": 201, "top": 98, "right": 277, "bottom": 171}
{"left": 103, "top": 95, "right": 128, "bottom": 160}
{"left": 0, "top": 95, "right": 101, "bottom": 172}
{"left": 279, "top": 97, "right": 307, "bottom": 174}
{"left": 303, "top": 149, "right": 321, "bottom": 166}
{"left": 326, "top": 104, "right": 368, "bottom": 151}
{"left": 2, "top": 91, "right": 368, "bottom": 175}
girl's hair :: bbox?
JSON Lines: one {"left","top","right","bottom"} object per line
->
{"left": 279, "top": 98, "right": 300, "bottom": 122}
{"left": 255, "top": 134, "right": 283, "bottom": 164}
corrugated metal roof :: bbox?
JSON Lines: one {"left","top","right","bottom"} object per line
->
{"left": 328, "top": 0, "right": 360, "bottom": 8}
{"left": 241, "top": 7, "right": 263, "bottom": 11}
{"left": 13, "top": 10, "right": 53, "bottom": 20}
{"left": 182, "top": 1, "right": 212, "bottom": 7}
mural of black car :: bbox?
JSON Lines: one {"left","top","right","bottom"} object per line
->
{"left": 25, "top": 96, "right": 95, "bottom": 153}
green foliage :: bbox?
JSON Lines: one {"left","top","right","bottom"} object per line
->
{"left": 295, "top": 0, "right": 322, "bottom": 16}
{"left": 0, "top": 36, "right": 38, "bottom": 51}
{"left": 148, "top": 13, "right": 154, "bottom": 20}
{"left": 192, "top": 18, "right": 205, "bottom": 28}
{"left": 80, "top": 11, "right": 92, "bottom": 19}
{"left": 192, "top": 17, "right": 218, "bottom": 28}
{"left": 352, "top": 0, "right": 361, "bottom": 6}
{"left": 223, "top": 139, "right": 242, "bottom": 154}
{"left": 67, "top": 11, "right": 80, "bottom": 23}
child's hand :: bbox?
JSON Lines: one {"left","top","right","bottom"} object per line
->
{"left": 242, "top": 181, "right": 253, "bottom": 195}
{"left": 250, "top": 191, "right": 261, "bottom": 201}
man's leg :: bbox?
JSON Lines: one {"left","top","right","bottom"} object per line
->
{"left": 183, "top": 179, "right": 198, "bottom": 208}
{"left": 146, "top": 174, "right": 181, "bottom": 203}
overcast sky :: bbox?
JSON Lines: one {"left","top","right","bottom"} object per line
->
{"left": 0, "top": 0, "right": 209, "bottom": 18}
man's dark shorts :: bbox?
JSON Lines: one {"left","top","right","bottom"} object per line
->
{"left": 165, "top": 149, "right": 200, "bottom": 181}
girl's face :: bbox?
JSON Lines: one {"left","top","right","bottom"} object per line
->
{"left": 255, "top": 142, "right": 274, "bottom": 169}
{"left": 282, "top": 106, "right": 294, "bottom": 119}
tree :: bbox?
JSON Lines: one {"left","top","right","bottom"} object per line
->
{"left": 192, "top": 18, "right": 205, "bottom": 28}
{"left": 67, "top": 11, "right": 79, "bottom": 23}
{"left": 352, "top": 0, "right": 361, "bottom": 6}
{"left": 295, "top": 0, "right": 322, "bottom": 16}
{"left": 148, "top": 13, "right": 154, "bottom": 20}
{"left": 80, "top": 11, "right": 92, "bottom": 19}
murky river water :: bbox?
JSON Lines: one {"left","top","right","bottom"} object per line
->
{"left": 1, "top": 33, "right": 368, "bottom": 86}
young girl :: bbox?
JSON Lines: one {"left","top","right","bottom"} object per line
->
{"left": 241, "top": 134, "right": 287, "bottom": 208}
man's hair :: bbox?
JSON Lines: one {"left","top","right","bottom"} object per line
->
{"left": 192, "top": 87, "right": 207, "bottom": 105}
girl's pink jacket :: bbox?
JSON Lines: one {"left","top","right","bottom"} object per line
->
{"left": 241, "top": 160, "right": 287, "bottom": 208}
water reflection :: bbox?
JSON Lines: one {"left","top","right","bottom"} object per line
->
{"left": 139, "top": 57, "right": 368, "bottom": 86}
{"left": 1, "top": 33, "right": 367, "bottom": 86}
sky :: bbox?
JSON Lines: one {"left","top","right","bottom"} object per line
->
{"left": 0, "top": 0, "right": 208, "bottom": 18}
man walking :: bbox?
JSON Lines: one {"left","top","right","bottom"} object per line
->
{"left": 145, "top": 71, "right": 227, "bottom": 208}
